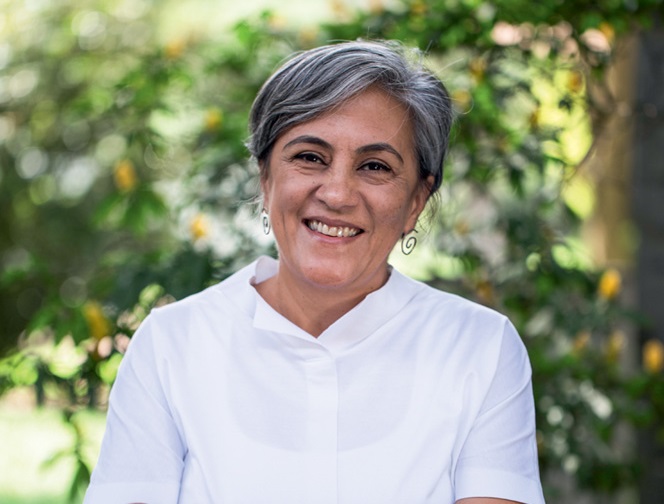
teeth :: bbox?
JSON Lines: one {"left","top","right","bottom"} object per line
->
{"left": 307, "top": 220, "right": 360, "bottom": 238}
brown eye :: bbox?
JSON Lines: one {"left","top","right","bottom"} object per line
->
{"left": 295, "top": 152, "right": 324, "bottom": 164}
{"left": 361, "top": 161, "right": 391, "bottom": 172}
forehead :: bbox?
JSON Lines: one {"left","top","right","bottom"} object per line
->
{"left": 277, "top": 88, "right": 414, "bottom": 150}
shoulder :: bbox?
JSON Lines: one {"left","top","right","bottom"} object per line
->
{"left": 392, "top": 270, "right": 528, "bottom": 372}
{"left": 397, "top": 270, "right": 512, "bottom": 334}
{"left": 148, "top": 259, "right": 258, "bottom": 325}
{"left": 125, "top": 259, "right": 261, "bottom": 357}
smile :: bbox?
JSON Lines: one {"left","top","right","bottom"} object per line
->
{"left": 306, "top": 219, "right": 362, "bottom": 238}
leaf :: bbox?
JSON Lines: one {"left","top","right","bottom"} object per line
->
{"left": 68, "top": 461, "right": 92, "bottom": 503}
{"left": 93, "top": 193, "right": 129, "bottom": 228}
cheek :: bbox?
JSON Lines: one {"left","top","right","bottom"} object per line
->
{"left": 378, "top": 189, "right": 417, "bottom": 219}
{"left": 375, "top": 197, "right": 421, "bottom": 238}
{"left": 372, "top": 204, "right": 411, "bottom": 241}
{"left": 265, "top": 177, "right": 308, "bottom": 223}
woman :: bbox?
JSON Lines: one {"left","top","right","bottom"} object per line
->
{"left": 85, "top": 41, "right": 545, "bottom": 504}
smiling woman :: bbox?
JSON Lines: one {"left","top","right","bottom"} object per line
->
{"left": 257, "top": 88, "right": 430, "bottom": 335}
{"left": 83, "top": 41, "right": 545, "bottom": 504}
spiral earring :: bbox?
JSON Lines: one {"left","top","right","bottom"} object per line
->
{"left": 400, "top": 229, "right": 418, "bottom": 255}
{"left": 261, "top": 209, "right": 271, "bottom": 235}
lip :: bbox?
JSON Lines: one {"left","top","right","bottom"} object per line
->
{"left": 303, "top": 217, "right": 364, "bottom": 239}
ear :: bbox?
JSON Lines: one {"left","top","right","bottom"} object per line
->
{"left": 405, "top": 175, "right": 434, "bottom": 232}
{"left": 259, "top": 161, "right": 271, "bottom": 210}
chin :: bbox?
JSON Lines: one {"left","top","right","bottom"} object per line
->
{"left": 298, "top": 260, "right": 386, "bottom": 293}
{"left": 301, "top": 269, "right": 355, "bottom": 289}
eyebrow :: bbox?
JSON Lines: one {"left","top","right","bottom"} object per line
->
{"left": 356, "top": 143, "right": 404, "bottom": 164}
{"left": 283, "top": 135, "right": 332, "bottom": 151}
{"left": 283, "top": 135, "right": 405, "bottom": 164}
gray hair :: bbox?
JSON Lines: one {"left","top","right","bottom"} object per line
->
{"left": 247, "top": 40, "right": 454, "bottom": 198}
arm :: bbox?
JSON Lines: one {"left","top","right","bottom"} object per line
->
{"left": 454, "top": 319, "right": 544, "bottom": 504}
{"left": 84, "top": 314, "right": 185, "bottom": 504}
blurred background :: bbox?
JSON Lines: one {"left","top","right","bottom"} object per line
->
{"left": 1, "top": 0, "right": 663, "bottom": 502}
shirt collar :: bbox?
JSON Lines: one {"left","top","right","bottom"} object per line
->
{"left": 249, "top": 256, "right": 422, "bottom": 354}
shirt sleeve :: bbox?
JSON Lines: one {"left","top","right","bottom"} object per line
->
{"left": 84, "top": 314, "right": 185, "bottom": 504}
{"left": 454, "top": 319, "right": 545, "bottom": 504}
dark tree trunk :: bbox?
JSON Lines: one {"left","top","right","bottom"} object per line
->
{"left": 633, "top": 23, "right": 664, "bottom": 504}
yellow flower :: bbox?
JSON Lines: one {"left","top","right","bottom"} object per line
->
{"left": 268, "top": 14, "right": 287, "bottom": 30}
{"left": 599, "top": 22, "right": 615, "bottom": 45}
{"left": 298, "top": 27, "right": 319, "bottom": 47}
{"left": 476, "top": 280, "right": 495, "bottom": 305}
{"left": 113, "top": 159, "right": 138, "bottom": 193}
{"left": 165, "top": 39, "right": 186, "bottom": 59}
{"left": 529, "top": 107, "right": 541, "bottom": 129}
{"left": 329, "top": 0, "right": 349, "bottom": 18}
{"left": 567, "top": 70, "right": 584, "bottom": 94}
{"left": 83, "top": 301, "right": 111, "bottom": 341}
{"left": 454, "top": 219, "right": 470, "bottom": 236}
{"left": 410, "top": 0, "right": 427, "bottom": 16}
{"left": 469, "top": 58, "right": 487, "bottom": 83}
{"left": 598, "top": 268, "right": 621, "bottom": 300}
{"left": 204, "top": 108, "right": 223, "bottom": 132}
{"left": 572, "top": 331, "right": 591, "bottom": 355}
{"left": 451, "top": 89, "right": 472, "bottom": 113}
{"left": 643, "top": 339, "right": 664, "bottom": 374}
{"left": 190, "top": 213, "right": 209, "bottom": 241}
{"left": 368, "top": 0, "right": 384, "bottom": 14}
{"left": 605, "top": 330, "right": 625, "bottom": 363}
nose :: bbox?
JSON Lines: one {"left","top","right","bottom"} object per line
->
{"left": 315, "top": 163, "right": 359, "bottom": 210}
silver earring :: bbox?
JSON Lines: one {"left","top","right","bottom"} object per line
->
{"left": 261, "top": 209, "right": 271, "bottom": 235}
{"left": 401, "top": 229, "right": 417, "bottom": 255}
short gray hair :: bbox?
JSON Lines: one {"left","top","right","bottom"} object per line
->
{"left": 247, "top": 40, "right": 453, "bottom": 197}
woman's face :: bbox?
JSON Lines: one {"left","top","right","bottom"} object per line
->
{"left": 261, "top": 88, "right": 431, "bottom": 294}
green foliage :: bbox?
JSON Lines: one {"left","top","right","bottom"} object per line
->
{"left": 1, "top": 0, "right": 663, "bottom": 501}
{"left": 42, "top": 410, "right": 93, "bottom": 502}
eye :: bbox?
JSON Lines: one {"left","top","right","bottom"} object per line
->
{"left": 361, "top": 161, "right": 391, "bottom": 172}
{"left": 294, "top": 152, "right": 325, "bottom": 164}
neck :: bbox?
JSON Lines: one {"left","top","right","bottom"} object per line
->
{"left": 255, "top": 265, "right": 390, "bottom": 337}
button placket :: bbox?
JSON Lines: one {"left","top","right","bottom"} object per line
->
{"left": 304, "top": 348, "right": 339, "bottom": 504}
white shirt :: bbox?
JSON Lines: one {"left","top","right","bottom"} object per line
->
{"left": 85, "top": 256, "right": 545, "bottom": 504}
